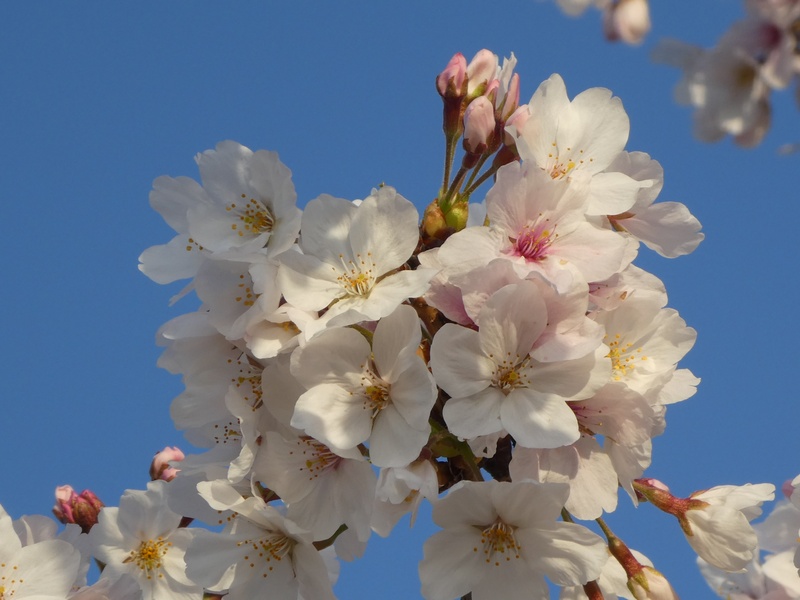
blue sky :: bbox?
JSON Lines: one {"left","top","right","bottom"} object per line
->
{"left": 1, "top": 2, "right": 798, "bottom": 598}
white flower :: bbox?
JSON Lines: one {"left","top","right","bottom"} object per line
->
{"left": 0, "top": 503, "right": 81, "bottom": 600}
{"left": 372, "top": 459, "right": 440, "bottom": 537}
{"left": 511, "top": 73, "right": 655, "bottom": 216}
{"left": 683, "top": 484, "right": 776, "bottom": 572}
{"left": 89, "top": 481, "right": 201, "bottom": 600}
{"left": 139, "top": 141, "right": 301, "bottom": 286}
{"left": 431, "top": 281, "right": 609, "bottom": 449}
{"left": 184, "top": 481, "right": 336, "bottom": 600}
{"left": 603, "top": 0, "right": 651, "bottom": 45}
{"left": 254, "top": 431, "right": 376, "bottom": 542}
{"left": 653, "top": 34, "right": 772, "bottom": 146}
{"left": 290, "top": 304, "right": 436, "bottom": 467}
{"left": 186, "top": 141, "right": 301, "bottom": 257}
{"left": 419, "top": 480, "right": 608, "bottom": 600}
{"left": 431, "top": 163, "right": 633, "bottom": 294}
{"left": 605, "top": 152, "right": 704, "bottom": 258}
{"left": 277, "top": 186, "right": 435, "bottom": 336}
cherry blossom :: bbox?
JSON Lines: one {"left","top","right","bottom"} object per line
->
{"left": 419, "top": 480, "right": 608, "bottom": 600}
{"left": 89, "top": 481, "right": 201, "bottom": 599}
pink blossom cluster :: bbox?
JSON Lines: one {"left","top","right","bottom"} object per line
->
{"left": 654, "top": 0, "right": 800, "bottom": 146}
{"left": 1, "top": 49, "right": 792, "bottom": 600}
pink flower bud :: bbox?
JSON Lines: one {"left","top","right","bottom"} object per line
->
{"left": 502, "top": 73, "right": 521, "bottom": 120}
{"left": 504, "top": 105, "right": 530, "bottom": 146}
{"left": 462, "top": 96, "right": 496, "bottom": 154}
{"left": 53, "top": 486, "right": 104, "bottom": 533}
{"left": 466, "top": 49, "right": 498, "bottom": 97}
{"left": 150, "top": 445, "right": 185, "bottom": 481}
{"left": 603, "top": 0, "right": 651, "bottom": 45}
{"left": 437, "top": 53, "right": 468, "bottom": 99}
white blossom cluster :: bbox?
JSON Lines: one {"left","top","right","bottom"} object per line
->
{"left": 654, "top": 0, "right": 800, "bottom": 147}
{"left": 1, "top": 49, "right": 793, "bottom": 600}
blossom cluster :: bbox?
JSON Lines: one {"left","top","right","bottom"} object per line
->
{"left": 552, "top": 0, "right": 652, "bottom": 45}
{"left": 2, "top": 49, "right": 790, "bottom": 599}
{"left": 654, "top": 0, "right": 800, "bottom": 147}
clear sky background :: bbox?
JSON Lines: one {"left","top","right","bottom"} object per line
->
{"left": 1, "top": 2, "right": 798, "bottom": 598}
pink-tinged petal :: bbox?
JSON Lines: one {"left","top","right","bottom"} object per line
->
{"left": 558, "top": 86, "right": 630, "bottom": 173}
{"left": 531, "top": 346, "right": 610, "bottom": 400}
{"left": 292, "top": 383, "right": 373, "bottom": 450}
{"left": 443, "top": 387, "right": 505, "bottom": 440}
{"left": 586, "top": 170, "right": 647, "bottom": 215}
{"left": 619, "top": 201, "right": 704, "bottom": 258}
{"left": 436, "top": 226, "right": 503, "bottom": 273}
{"left": 477, "top": 282, "right": 548, "bottom": 359}
{"left": 573, "top": 382, "right": 654, "bottom": 446}
{"left": 430, "top": 324, "right": 495, "bottom": 399}
{"left": 548, "top": 222, "right": 632, "bottom": 283}
{"left": 517, "top": 74, "right": 569, "bottom": 166}
{"left": 500, "top": 389, "right": 580, "bottom": 449}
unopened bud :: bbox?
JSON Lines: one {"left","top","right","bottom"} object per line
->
{"left": 463, "top": 96, "right": 496, "bottom": 155}
{"left": 603, "top": 0, "right": 651, "bottom": 45}
{"left": 466, "top": 49, "right": 498, "bottom": 98}
{"left": 53, "top": 485, "right": 104, "bottom": 533}
{"left": 150, "top": 446, "right": 185, "bottom": 482}
{"left": 629, "top": 567, "right": 680, "bottom": 600}
{"left": 437, "top": 53, "right": 468, "bottom": 99}
{"left": 500, "top": 73, "right": 521, "bottom": 121}
{"left": 504, "top": 105, "right": 530, "bottom": 146}
{"left": 422, "top": 199, "right": 451, "bottom": 242}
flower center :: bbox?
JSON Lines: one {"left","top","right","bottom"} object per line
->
{"left": 360, "top": 363, "right": 391, "bottom": 417}
{"left": 513, "top": 220, "right": 557, "bottom": 262}
{"left": 231, "top": 355, "right": 264, "bottom": 410}
{"left": 227, "top": 194, "right": 275, "bottom": 238}
{"left": 234, "top": 273, "right": 257, "bottom": 307}
{"left": 213, "top": 420, "right": 242, "bottom": 446}
{"left": 491, "top": 354, "right": 531, "bottom": 394}
{"left": 605, "top": 333, "right": 647, "bottom": 381}
{"left": 125, "top": 537, "right": 171, "bottom": 579}
{"left": 299, "top": 437, "right": 343, "bottom": 478}
{"left": 336, "top": 252, "right": 377, "bottom": 297}
{"left": 237, "top": 531, "right": 294, "bottom": 578}
{"left": 474, "top": 519, "right": 522, "bottom": 566}
{"left": 545, "top": 143, "right": 593, "bottom": 179}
